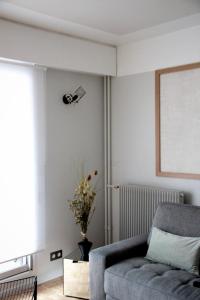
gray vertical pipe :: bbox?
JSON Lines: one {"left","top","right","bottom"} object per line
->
{"left": 104, "top": 76, "right": 112, "bottom": 244}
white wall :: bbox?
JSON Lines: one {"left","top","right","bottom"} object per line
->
{"left": 0, "top": 17, "right": 106, "bottom": 285}
{"left": 117, "top": 25, "right": 200, "bottom": 76}
{"left": 33, "top": 68, "right": 104, "bottom": 283}
{"left": 112, "top": 23, "right": 200, "bottom": 241}
{"left": 0, "top": 19, "right": 116, "bottom": 76}
{"left": 111, "top": 72, "right": 200, "bottom": 208}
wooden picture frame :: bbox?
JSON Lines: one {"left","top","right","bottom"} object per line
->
{"left": 155, "top": 62, "right": 200, "bottom": 179}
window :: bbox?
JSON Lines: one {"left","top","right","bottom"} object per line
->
{"left": 0, "top": 256, "right": 32, "bottom": 280}
{"left": 0, "top": 60, "right": 46, "bottom": 277}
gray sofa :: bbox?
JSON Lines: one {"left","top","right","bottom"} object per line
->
{"left": 89, "top": 203, "right": 200, "bottom": 300}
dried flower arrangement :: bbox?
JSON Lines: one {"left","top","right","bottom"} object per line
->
{"left": 68, "top": 170, "right": 98, "bottom": 239}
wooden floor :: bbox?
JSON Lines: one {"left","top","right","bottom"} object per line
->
{"left": 38, "top": 277, "right": 77, "bottom": 300}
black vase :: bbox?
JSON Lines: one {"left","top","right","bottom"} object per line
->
{"left": 78, "top": 238, "right": 92, "bottom": 261}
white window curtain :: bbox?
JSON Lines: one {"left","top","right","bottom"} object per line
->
{"left": 0, "top": 61, "right": 46, "bottom": 263}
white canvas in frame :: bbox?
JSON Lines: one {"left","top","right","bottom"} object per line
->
{"left": 156, "top": 63, "right": 200, "bottom": 179}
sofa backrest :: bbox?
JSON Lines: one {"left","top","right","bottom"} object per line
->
{"left": 153, "top": 203, "right": 200, "bottom": 237}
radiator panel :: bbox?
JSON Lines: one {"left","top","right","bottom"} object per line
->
{"left": 119, "top": 185, "right": 184, "bottom": 240}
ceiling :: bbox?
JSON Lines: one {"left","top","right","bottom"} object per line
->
{"left": 1, "top": 0, "right": 200, "bottom": 45}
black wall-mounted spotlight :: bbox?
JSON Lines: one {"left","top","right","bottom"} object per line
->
{"left": 63, "top": 86, "right": 86, "bottom": 104}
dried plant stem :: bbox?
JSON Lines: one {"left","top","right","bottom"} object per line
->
{"left": 68, "top": 170, "right": 98, "bottom": 237}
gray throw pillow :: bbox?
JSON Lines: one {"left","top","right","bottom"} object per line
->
{"left": 145, "top": 227, "right": 200, "bottom": 274}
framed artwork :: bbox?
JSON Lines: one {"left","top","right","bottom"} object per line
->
{"left": 155, "top": 62, "right": 200, "bottom": 179}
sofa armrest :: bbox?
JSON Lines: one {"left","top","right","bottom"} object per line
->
{"left": 89, "top": 234, "right": 148, "bottom": 300}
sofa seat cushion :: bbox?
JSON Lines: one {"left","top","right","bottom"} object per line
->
{"left": 104, "top": 257, "right": 200, "bottom": 300}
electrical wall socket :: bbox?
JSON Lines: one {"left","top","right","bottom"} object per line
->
{"left": 50, "top": 250, "right": 63, "bottom": 261}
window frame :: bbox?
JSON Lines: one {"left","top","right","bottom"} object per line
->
{"left": 0, "top": 256, "right": 32, "bottom": 280}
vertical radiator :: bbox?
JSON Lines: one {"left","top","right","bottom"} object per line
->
{"left": 119, "top": 184, "right": 184, "bottom": 240}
